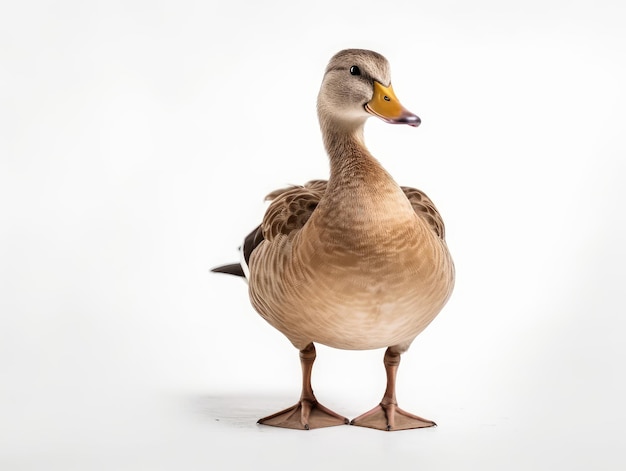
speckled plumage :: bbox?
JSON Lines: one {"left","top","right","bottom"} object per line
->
{"left": 249, "top": 177, "right": 453, "bottom": 351}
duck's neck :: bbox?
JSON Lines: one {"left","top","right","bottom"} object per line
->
{"left": 321, "top": 119, "right": 389, "bottom": 191}
{"left": 315, "top": 118, "right": 416, "bottom": 231}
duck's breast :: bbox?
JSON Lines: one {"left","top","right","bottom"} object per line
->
{"left": 249, "top": 219, "right": 454, "bottom": 350}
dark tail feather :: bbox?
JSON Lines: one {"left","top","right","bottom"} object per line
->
{"left": 211, "top": 263, "right": 245, "bottom": 277}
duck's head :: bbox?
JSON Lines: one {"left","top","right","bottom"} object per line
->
{"left": 317, "top": 49, "right": 420, "bottom": 131}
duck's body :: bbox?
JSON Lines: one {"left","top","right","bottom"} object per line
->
{"left": 249, "top": 171, "right": 453, "bottom": 353}
{"left": 212, "top": 49, "right": 454, "bottom": 431}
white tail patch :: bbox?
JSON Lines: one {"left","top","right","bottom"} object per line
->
{"left": 239, "top": 240, "right": 250, "bottom": 283}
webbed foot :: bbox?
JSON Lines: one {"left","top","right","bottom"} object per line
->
{"left": 258, "top": 399, "right": 349, "bottom": 430}
{"left": 350, "top": 403, "right": 436, "bottom": 431}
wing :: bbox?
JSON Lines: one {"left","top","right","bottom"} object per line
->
{"left": 401, "top": 186, "right": 446, "bottom": 239}
{"left": 262, "top": 179, "right": 327, "bottom": 240}
{"left": 211, "top": 180, "right": 327, "bottom": 278}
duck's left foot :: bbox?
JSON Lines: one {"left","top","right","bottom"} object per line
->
{"left": 350, "top": 403, "right": 436, "bottom": 431}
{"left": 258, "top": 399, "right": 349, "bottom": 430}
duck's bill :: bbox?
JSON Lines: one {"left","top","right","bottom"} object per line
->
{"left": 365, "top": 82, "right": 421, "bottom": 127}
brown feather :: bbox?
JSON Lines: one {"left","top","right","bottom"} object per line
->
{"left": 262, "top": 180, "right": 326, "bottom": 240}
{"left": 400, "top": 186, "right": 446, "bottom": 239}
{"left": 261, "top": 180, "right": 446, "bottom": 243}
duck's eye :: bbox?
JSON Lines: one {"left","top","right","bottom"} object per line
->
{"left": 349, "top": 65, "right": 361, "bottom": 76}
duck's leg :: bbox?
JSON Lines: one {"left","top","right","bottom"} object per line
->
{"left": 258, "top": 343, "right": 349, "bottom": 430}
{"left": 351, "top": 347, "right": 436, "bottom": 431}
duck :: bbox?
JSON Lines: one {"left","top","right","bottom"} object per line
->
{"left": 211, "top": 49, "right": 454, "bottom": 431}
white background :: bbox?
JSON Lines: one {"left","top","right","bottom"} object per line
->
{"left": 2, "top": 1, "right": 625, "bottom": 469}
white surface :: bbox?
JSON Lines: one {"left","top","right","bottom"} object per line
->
{"left": 2, "top": 1, "right": 625, "bottom": 469}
